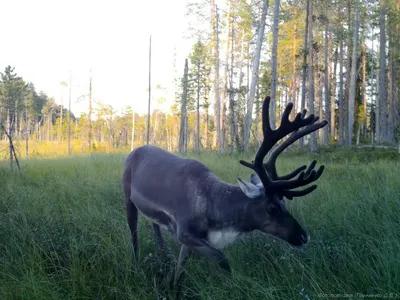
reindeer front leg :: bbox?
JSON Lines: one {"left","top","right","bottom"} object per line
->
{"left": 175, "top": 225, "right": 231, "bottom": 279}
{"left": 172, "top": 228, "right": 231, "bottom": 298}
{"left": 174, "top": 245, "right": 191, "bottom": 287}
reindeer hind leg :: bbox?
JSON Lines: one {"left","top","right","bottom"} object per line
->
{"left": 152, "top": 223, "right": 165, "bottom": 249}
{"left": 125, "top": 199, "right": 139, "bottom": 260}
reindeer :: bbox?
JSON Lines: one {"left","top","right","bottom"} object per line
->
{"left": 122, "top": 96, "right": 328, "bottom": 288}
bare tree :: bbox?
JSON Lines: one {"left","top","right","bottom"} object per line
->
{"left": 338, "top": 26, "right": 345, "bottom": 145}
{"left": 269, "top": 0, "right": 280, "bottom": 130}
{"left": 323, "top": 17, "right": 330, "bottom": 145}
{"left": 299, "top": 0, "right": 310, "bottom": 148}
{"left": 68, "top": 72, "right": 72, "bottom": 155}
{"left": 59, "top": 81, "right": 67, "bottom": 144}
{"left": 131, "top": 107, "right": 135, "bottom": 151}
{"left": 362, "top": 43, "right": 367, "bottom": 138}
{"left": 331, "top": 45, "right": 338, "bottom": 140}
{"left": 243, "top": 0, "right": 269, "bottom": 151}
{"left": 0, "top": 122, "right": 20, "bottom": 172}
{"left": 308, "top": 0, "right": 317, "bottom": 151}
{"left": 221, "top": 0, "right": 232, "bottom": 151}
{"left": 211, "top": 1, "right": 221, "bottom": 152}
{"left": 179, "top": 59, "right": 189, "bottom": 155}
{"left": 88, "top": 69, "right": 93, "bottom": 149}
{"left": 347, "top": 5, "right": 360, "bottom": 145}
{"left": 378, "top": 0, "right": 387, "bottom": 143}
{"left": 147, "top": 35, "right": 152, "bottom": 145}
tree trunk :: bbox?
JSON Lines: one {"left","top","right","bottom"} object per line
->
{"left": 59, "top": 97, "right": 63, "bottom": 144}
{"left": 131, "top": 110, "right": 135, "bottom": 151}
{"left": 228, "top": 16, "right": 239, "bottom": 153}
{"left": 47, "top": 114, "right": 50, "bottom": 141}
{"left": 339, "top": 37, "right": 345, "bottom": 145}
{"left": 347, "top": 6, "right": 360, "bottom": 145}
{"left": 153, "top": 111, "right": 158, "bottom": 145}
{"left": 387, "top": 35, "right": 396, "bottom": 143}
{"left": 370, "top": 28, "right": 375, "bottom": 141}
{"left": 255, "top": 80, "right": 261, "bottom": 146}
{"left": 299, "top": 0, "right": 310, "bottom": 148}
{"left": 8, "top": 109, "right": 14, "bottom": 170}
{"left": 242, "top": 0, "right": 269, "bottom": 151}
{"left": 379, "top": 0, "right": 387, "bottom": 143}
{"left": 68, "top": 73, "right": 72, "bottom": 155}
{"left": 308, "top": 0, "right": 317, "bottom": 151}
{"left": 179, "top": 59, "right": 189, "bottom": 155}
{"left": 269, "top": 0, "right": 280, "bottom": 130}
{"left": 344, "top": 0, "right": 352, "bottom": 144}
{"left": 205, "top": 104, "right": 209, "bottom": 149}
{"left": 25, "top": 98, "right": 29, "bottom": 160}
{"left": 212, "top": 1, "right": 221, "bottom": 152}
{"left": 376, "top": 40, "right": 380, "bottom": 142}
{"left": 88, "top": 70, "right": 93, "bottom": 149}
{"left": 331, "top": 46, "right": 338, "bottom": 140}
{"left": 147, "top": 36, "right": 152, "bottom": 146}
{"left": 323, "top": 20, "right": 330, "bottom": 145}
{"left": 362, "top": 42, "right": 367, "bottom": 138}
{"left": 290, "top": 6, "right": 298, "bottom": 119}
{"left": 221, "top": 1, "right": 232, "bottom": 152}
{"left": 196, "top": 62, "right": 201, "bottom": 153}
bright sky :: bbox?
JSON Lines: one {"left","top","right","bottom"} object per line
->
{"left": 0, "top": 0, "right": 193, "bottom": 116}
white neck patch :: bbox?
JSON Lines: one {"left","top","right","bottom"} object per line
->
{"left": 207, "top": 228, "right": 240, "bottom": 249}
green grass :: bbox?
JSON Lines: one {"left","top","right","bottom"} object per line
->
{"left": 1, "top": 149, "right": 399, "bottom": 299}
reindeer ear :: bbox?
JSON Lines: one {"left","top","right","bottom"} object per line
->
{"left": 237, "top": 178, "right": 263, "bottom": 199}
{"left": 249, "top": 173, "right": 263, "bottom": 186}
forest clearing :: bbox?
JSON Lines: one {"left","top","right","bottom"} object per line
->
{"left": 1, "top": 0, "right": 400, "bottom": 299}
{"left": 1, "top": 147, "right": 400, "bottom": 299}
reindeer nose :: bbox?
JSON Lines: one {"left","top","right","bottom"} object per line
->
{"left": 300, "top": 233, "right": 310, "bottom": 245}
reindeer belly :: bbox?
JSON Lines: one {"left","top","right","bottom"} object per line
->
{"left": 207, "top": 229, "right": 240, "bottom": 250}
{"left": 130, "top": 190, "right": 177, "bottom": 233}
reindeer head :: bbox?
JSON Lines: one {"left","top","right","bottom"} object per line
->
{"left": 237, "top": 96, "right": 327, "bottom": 247}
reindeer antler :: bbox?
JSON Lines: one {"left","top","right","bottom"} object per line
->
{"left": 240, "top": 96, "right": 328, "bottom": 198}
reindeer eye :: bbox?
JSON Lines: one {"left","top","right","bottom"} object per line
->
{"left": 268, "top": 204, "right": 281, "bottom": 215}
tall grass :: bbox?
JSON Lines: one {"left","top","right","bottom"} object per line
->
{"left": 0, "top": 140, "right": 136, "bottom": 160}
{"left": 0, "top": 149, "right": 399, "bottom": 299}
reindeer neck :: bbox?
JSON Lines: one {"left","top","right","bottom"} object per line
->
{"left": 205, "top": 174, "right": 259, "bottom": 233}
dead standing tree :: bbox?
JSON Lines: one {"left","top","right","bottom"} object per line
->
{"left": 0, "top": 66, "right": 23, "bottom": 172}
{"left": 0, "top": 122, "right": 21, "bottom": 172}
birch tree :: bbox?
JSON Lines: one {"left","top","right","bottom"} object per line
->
{"left": 242, "top": 0, "right": 269, "bottom": 151}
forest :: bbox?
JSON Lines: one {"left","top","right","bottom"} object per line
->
{"left": 1, "top": 0, "right": 399, "bottom": 162}
{"left": 1, "top": 0, "right": 400, "bottom": 299}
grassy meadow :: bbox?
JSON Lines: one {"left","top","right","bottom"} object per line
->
{"left": 0, "top": 146, "right": 400, "bottom": 299}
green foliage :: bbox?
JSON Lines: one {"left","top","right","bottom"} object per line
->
{"left": 188, "top": 40, "right": 212, "bottom": 113}
{"left": 1, "top": 150, "right": 399, "bottom": 299}
{"left": 0, "top": 66, "right": 76, "bottom": 145}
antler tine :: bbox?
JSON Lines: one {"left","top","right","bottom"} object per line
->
{"left": 240, "top": 95, "right": 328, "bottom": 196}
{"left": 240, "top": 96, "right": 275, "bottom": 188}
{"left": 281, "top": 185, "right": 318, "bottom": 200}
{"left": 261, "top": 96, "right": 273, "bottom": 135}
{"left": 278, "top": 163, "right": 324, "bottom": 200}
{"left": 263, "top": 105, "right": 321, "bottom": 182}
{"left": 263, "top": 121, "right": 327, "bottom": 195}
